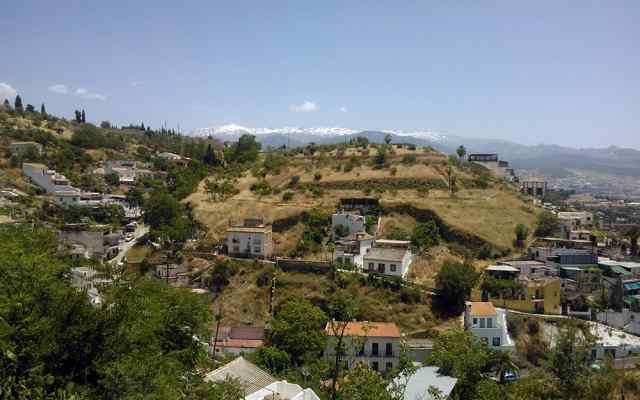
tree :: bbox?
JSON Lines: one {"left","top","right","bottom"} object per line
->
{"left": 104, "top": 172, "right": 120, "bottom": 186}
{"left": 269, "top": 299, "right": 327, "bottom": 365}
{"left": 456, "top": 145, "right": 467, "bottom": 160}
{"left": 2, "top": 98, "right": 10, "bottom": 110}
{"left": 445, "top": 165, "right": 457, "bottom": 196}
{"left": 251, "top": 346, "right": 291, "bottom": 375}
{"left": 74, "top": 109, "right": 82, "bottom": 122}
{"left": 202, "top": 260, "right": 236, "bottom": 292}
{"left": 203, "top": 143, "right": 218, "bottom": 166}
{"left": 411, "top": 220, "right": 440, "bottom": 254}
{"left": 81, "top": 109, "right": 86, "bottom": 123}
{"left": 338, "top": 363, "right": 394, "bottom": 400}
{"left": 428, "top": 330, "right": 490, "bottom": 400}
{"left": 534, "top": 211, "right": 559, "bottom": 237}
{"left": 514, "top": 224, "right": 529, "bottom": 248}
{"left": 25, "top": 103, "right": 36, "bottom": 113}
{"left": 14, "top": 94, "right": 23, "bottom": 112}
{"left": 384, "top": 133, "right": 392, "bottom": 144}
{"left": 100, "top": 121, "right": 111, "bottom": 129}
{"left": 40, "top": 103, "right": 46, "bottom": 115}
{"left": 143, "top": 190, "right": 194, "bottom": 243}
{"left": 626, "top": 227, "right": 640, "bottom": 256}
{"left": 327, "top": 294, "right": 359, "bottom": 400}
{"left": 434, "top": 261, "right": 479, "bottom": 314}
{"left": 334, "top": 223, "right": 349, "bottom": 238}
{"left": 373, "top": 145, "right": 388, "bottom": 167}
{"left": 229, "top": 134, "right": 260, "bottom": 164}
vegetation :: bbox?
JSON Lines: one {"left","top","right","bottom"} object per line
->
{"left": 434, "top": 261, "right": 479, "bottom": 315}
{"left": 534, "top": 210, "right": 559, "bottom": 237}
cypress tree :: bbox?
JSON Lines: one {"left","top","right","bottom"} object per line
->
{"left": 41, "top": 103, "right": 46, "bottom": 115}
{"left": 141, "top": 122, "right": 145, "bottom": 130}
{"left": 3, "top": 99, "right": 10, "bottom": 110}
{"left": 74, "top": 110, "right": 81, "bottom": 122}
{"left": 81, "top": 109, "right": 86, "bottom": 123}
{"left": 14, "top": 95, "right": 23, "bottom": 113}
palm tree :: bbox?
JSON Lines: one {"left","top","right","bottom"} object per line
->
{"left": 489, "top": 350, "right": 519, "bottom": 383}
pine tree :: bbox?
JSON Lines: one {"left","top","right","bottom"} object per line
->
{"left": 203, "top": 144, "right": 217, "bottom": 166}
{"left": 14, "top": 95, "right": 23, "bottom": 113}
{"left": 3, "top": 99, "right": 10, "bottom": 110}
{"left": 141, "top": 122, "right": 145, "bottom": 130}
{"left": 41, "top": 103, "right": 46, "bottom": 115}
{"left": 81, "top": 109, "right": 86, "bottom": 123}
{"left": 74, "top": 110, "right": 82, "bottom": 123}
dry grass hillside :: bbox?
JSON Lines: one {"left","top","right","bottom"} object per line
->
{"left": 186, "top": 144, "right": 539, "bottom": 258}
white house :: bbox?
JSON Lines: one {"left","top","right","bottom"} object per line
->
{"left": 331, "top": 211, "right": 366, "bottom": 240}
{"left": 22, "top": 163, "right": 77, "bottom": 193}
{"left": 55, "top": 191, "right": 106, "bottom": 206}
{"left": 333, "top": 231, "right": 374, "bottom": 268}
{"left": 558, "top": 211, "right": 594, "bottom": 238}
{"left": 324, "top": 321, "right": 401, "bottom": 373}
{"left": 363, "top": 246, "right": 412, "bottom": 278}
{"left": 226, "top": 218, "right": 273, "bottom": 259}
{"left": 245, "top": 381, "right": 320, "bottom": 400}
{"left": 392, "top": 365, "right": 457, "bottom": 400}
{"left": 464, "top": 302, "right": 514, "bottom": 351}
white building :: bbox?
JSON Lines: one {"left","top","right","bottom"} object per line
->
{"left": 55, "top": 191, "right": 106, "bottom": 206}
{"left": 324, "top": 321, "right": 401, "bottom": 373}
{"left": 363, "top": 246, "right": 412, "bottom": 278}
{"left": 392, "top": 365, "right": 457, "bottom": 400}
{"left": 246, "top": 381, "right": 320, "bottom": 400}
{"left": 22, "top": 163, "right": 77, "bottom": 193}
{"left": 70, "top": 267, "right": 112, "bottom": 306}
{"left": 226, "top": 219, "right": 273, "bottom": 259}
{"left": 333, "top": 231, "right": 374, "bottom": 268}
{"left": 464, "top": 302, "right": 514, "bottom": 351}
{"left": 558, "top": 211, "right": 594, "bottom": 238}
{"left": 331, "top": 211, "right": 366, "bottom": 240}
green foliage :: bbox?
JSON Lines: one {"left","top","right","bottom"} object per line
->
{"left": 534, "top": 211, "right": 559, "bottom": 237}
{"left": 372, "top": 145, "right": 389, "bottom": 168}
{"left": 104, "top": 172, "right": 120, "bottom": 186}
{"left": 169, "top": 161, "right": 209, "bottom": 200}
{"left": 263, "top": 151, "right": 288, "bottom": 175}
{"left": 456, "top": 145, "right": 467, "bottom": 159}
{"left": 70, "top": 124, "right": 125, "bottom": 150}
{"left": 434, "top": 261, "right": 479, "bottom": 315}
{"left": 227, "top": 134, "right": 260, "bottom": 164}
{"left": 0, "top": 225, "right": 225, "bottom": 399}
{"left": 202, "top": 260, "right": 237, "bottom": 292}
{"left": 282, "top": 191, "right": 294, "bottom": 202}
{"left": 411, "top": 220, "right": 440, "bottom": 254}
{"left": 205, "top": 178, "right": 238, "bottom": 202}
{"left": 251, "top": 346, "right": 291, "bottom": 375}
{"left": 401, "top": 153, "right": 417, "bottom": 165}
{"left": 143, "top": 190, "right": 194, "bottom": 243}
{"left": 250, "top": 180, "right": 272, "bottom": 196}
{"left": 400, "top": 286, "right": 421, "bottom": 304}
{"left": 338, "top": 363, "right": 394, "bottom": 400}
{"left": 333, "top": 223, "right": 349, "bottom": 238}
{"left": 269, "top": 300, "right": 327, "bottom": 365}
{"left": 514, "top": 223, "right": 529, "bottom": 248}
{"left": 428, "top": 330, "right": 490, "bottom": 400}
{"left": 294, "top": 209, "right": 330, "bottom": 255}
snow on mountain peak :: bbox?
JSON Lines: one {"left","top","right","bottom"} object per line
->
{"left": 191, "top": 124, "right": 446, "bottom": 142}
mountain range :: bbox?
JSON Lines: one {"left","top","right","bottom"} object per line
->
{"left": 191, "top": 124, "right": 640, "bottom": 179}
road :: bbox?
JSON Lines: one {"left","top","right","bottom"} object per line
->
{"left": 111, "top": 224, "right": 149, "bottom": 266}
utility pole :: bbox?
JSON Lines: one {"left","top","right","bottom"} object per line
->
{"left": 269, "top": 275, "right": 277, "bottom": 316}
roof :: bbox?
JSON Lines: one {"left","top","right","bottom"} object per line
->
{"left": 325, "top": 321, "right": 400, "bottom": 338}
{"left": 485, "top": 265, "right": 519, "bottom": 273}
{"left": 227, "top": 226, "right": 270, "bottom": 233}
{"left": 393, "top": 365, "right": 458, "bottom": 400}
{"left": 468, "top": 302, "right": 497, "bottom": 316}
{"left": 215, "top": 339, "right": 263, "bottom": 349}
{"left": 364, "top": 246, "right": 408, "bottom": 262}
{"left": 500, "top": 260, "right": 546, "bottom": 267}
{"left": 375, "top": 239, "right": 411, "bottom": 248}
{"left": 204, "top": 356, "right": 277, "bottom": 395}
{"left": 624, "top": 281, "right": 640, "bottom": 291}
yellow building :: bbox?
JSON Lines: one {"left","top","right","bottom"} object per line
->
{"left": 472, "top": 277, "right": 561, "bottom": 315}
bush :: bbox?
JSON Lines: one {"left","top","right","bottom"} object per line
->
{"left": 400, "top": 286, "right": 421, "bottom": 304}
{"left": 390, "top": 167, "right": 397, "bottom": 176}
{"left": 402, "top": 154, "right": 417, "bottom": 165}
{"left": 256, "top": 268, "right": 274, "bottom": 287}
{"left": 282, "top": 191, "right": 294, "bottom": 202}
{"left": 527, "top": 319, "right": 540, "bottom": 335}
{"left": 289, "top": 175, "right": 300, "bottom": 186}
{"left": 313, "top": 172, "right": 322, "bottom": 182}
{"left": 250, "top": 180, "right": 272, "bottom": 196}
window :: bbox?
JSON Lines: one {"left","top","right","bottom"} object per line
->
{"left": 378, "top": 263, "right": 385, "bottom": 273}
{"left": 487, "top": 318, "right": 493, "bottom": 328}
{"left": 473, "top": 318, "right": 478, "bottom": 325}
{"left": 390, "top": 264, "right": 396, "bottom": 272}
{"left": 254, "top": 247, "right": 261, "bottom": 253}
{"left": 231, "top": 237, "right": 240, "bottom": 244}
{"left": 385, "top": 362, "right": 393, "bottom": 371}
{"left": 385, "top": 343, "right": 393, "bottom": 357}
{"left": 372, "top": 343, "right": 379, "bottom": 356}
{"left": 357, "top": 345, "right": 365, "bottom": 356}
{"left": 232, "top": 246, "right": 240, "bottom": 252}
{"left": 492, "top": 337, "right": 501, "bottom": 347}
{"left": 368, "top": 263, "right": 374, "bottom": 270}
{"left": 480, "top": 318, "right": 485, "bottom": 328}
{"left": 372, "top": 361, "right": 379, "bottom": 371}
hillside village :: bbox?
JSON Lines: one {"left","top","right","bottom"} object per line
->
{"left": 3, "top": 97, "right": 640, "bottom": 399}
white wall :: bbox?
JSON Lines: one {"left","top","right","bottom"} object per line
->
{"left": 363, "top": 250, "right": 412, "bottom": 278}
{"left": 227, "top": 231, "right": 269, "bottom": 257}
{"left": 325, "top": 335, "right": 400, "bottom": 373}
{"left": 332, "top": 212, "right": 366, "bottom": 240}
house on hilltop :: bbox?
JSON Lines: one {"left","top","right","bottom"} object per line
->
{"left": 363, "top": 243, "right": 412, "bottom": 278}
{"left": 464, "top": 302, "right": 514, "bottom": 351}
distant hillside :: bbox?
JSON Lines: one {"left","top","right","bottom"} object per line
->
{"left": 192, "top": 124, "right": 640, "bottom": 179}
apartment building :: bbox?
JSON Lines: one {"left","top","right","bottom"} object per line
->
{"left": 226, "top": 218, "right": 273, "bottom": 259}
{"left": 464, "top": 302, "right": 514, "bottom": 351}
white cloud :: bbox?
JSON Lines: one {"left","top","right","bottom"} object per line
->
{"left": 289, "top": 100, "right": 317, "bottom": 113}
{"left": 75, "top": 88, "right": 106, "bottom": 101}
{"left": 48, "top": 84, "right": 69, "bottom": 94}
{"left": 0, "top": 82, "right": 17, "bottom": 101}
{"left": 339, "top": 106, "right": 348, "bottom": 113}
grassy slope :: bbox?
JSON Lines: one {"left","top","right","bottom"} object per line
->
{"left": 186, "top": 146, "right": 538, "bottom": 253}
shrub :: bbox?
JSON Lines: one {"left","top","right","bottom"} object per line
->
{"left": 289, "top": 175, "right": 300, "bottom": 186}
{"left": 256, "top": 268, "right": 274, "bottom": 287}
{"left": 401, "top": 154, "right": 417, "bottom": 165}
{"left": 250, "top": 180, "right": 272, "bottom": 196}
{"left": 282, "top": 191, "right": 294, "bottom": 201}
{"left": 400, "top": 286, "right": 421, "bottom": 304}
{"left": 313, "top": 172, "right": 322, "bottom": 182}
{"left": 390, "top": 167, "right": 397, "bottom": 176}
{"left": 527, "top": 319, "right": 540, "bottom": 335}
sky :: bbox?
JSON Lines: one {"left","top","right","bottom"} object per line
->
{"left": 1, "top": 1, "right": 639, "bottom": 149}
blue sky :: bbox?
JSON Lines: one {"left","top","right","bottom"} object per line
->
{"left": 1, "top": 1, "right": 639, "bottom": 148}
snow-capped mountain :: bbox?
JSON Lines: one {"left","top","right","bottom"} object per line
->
{"left": 191, "top": 123, "right": 446, "bottom": 142}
